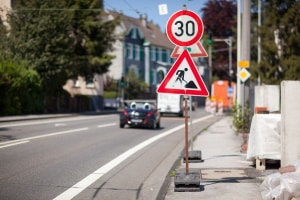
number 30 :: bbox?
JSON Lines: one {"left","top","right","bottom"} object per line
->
{"left": 174, "top": 20, "right": 195, "bottom": 37}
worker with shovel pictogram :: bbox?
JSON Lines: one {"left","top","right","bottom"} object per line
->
{"left": 174, "top": 68, "right": 197, "bottom": 89}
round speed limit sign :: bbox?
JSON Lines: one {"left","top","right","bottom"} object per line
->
{"left": 166, "top": 10, "right": 204, "bottom": 47}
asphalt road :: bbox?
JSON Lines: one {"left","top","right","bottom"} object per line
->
{"left": 0, "top": 109, "right": 217, "bottom": 200}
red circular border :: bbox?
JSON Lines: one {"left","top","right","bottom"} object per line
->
{"left": 166, "top": 10, "right": 203, "bottom": 46}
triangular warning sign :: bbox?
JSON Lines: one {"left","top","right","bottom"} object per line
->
{"left": 170, "top": 42, "right": 208, "bottom": 58}
{"left": 157, "top": 50, "right": 209, "bottom": 96}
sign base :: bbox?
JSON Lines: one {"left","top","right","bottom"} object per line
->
{"left": 183, "top": 150, "right": 203, "bottom": 163}
{"left": 174, "top": 170, "right": 201, "bottom": 192}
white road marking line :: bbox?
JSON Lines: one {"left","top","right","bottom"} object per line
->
{"left": 97, "top": 123, "right": 116, "bottom": 128}
{"left": 53, "top": 115, "right": 214, "bottom": 200}
{"left": 54, "top": 123, "right": 67, "bottom": 127}
{"left": 0, "top": 128, "right": 88, "bottom": 146}
{"left": 0, "top": 115, "right": 115, "bottom": 128}
{"left": 0, "top": 140, "right": 29, "bottom": 149}
{"left": 193, "top": 114, "right": 214, "bottom": 123}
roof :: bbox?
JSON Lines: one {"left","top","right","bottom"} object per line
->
{"left": 108, "top": 10, "right": 174, "bottom": 49}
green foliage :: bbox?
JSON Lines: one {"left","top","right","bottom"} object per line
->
{"left": 103, "top": 76, "right": 118, "bottom": 98}
{"left": 201, "top": 0, "right": 237, "bottom": 81}
{"left": 69, "top": 0, "right": 120, "bottom": 77}
{"left": 231, "top": 103, "right": 253, "bottom": 134}
{"left": 169, "top": 170, "right": 177, "bottom": 177}
{"left": 0, "top": 58, "right": 43, "bottom": 115}
{"left": 103, "top": 91, "right": 118, "bottom": 99}
{"left": 251, "top": 1, "right": 300, "bottom": 83}
{"left": 8, "top": 0, "right": 74, "bottom": 96}
{"left": 124, "top": 70, "right": 148, "bottom": 100}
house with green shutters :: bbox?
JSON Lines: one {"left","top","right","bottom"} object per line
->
{"left": 106, "top": 11, "right": 175, "bottom": 96}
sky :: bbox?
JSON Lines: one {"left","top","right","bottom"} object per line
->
{"left": 104, "top": 0, "right": 208, "bottom": 32}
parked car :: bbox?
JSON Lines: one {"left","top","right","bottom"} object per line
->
{"left": 104, "top": 98, "right": 119, "bottom": 110}
{"left": 119, "top": 100, "right": 160, "bottom": 129}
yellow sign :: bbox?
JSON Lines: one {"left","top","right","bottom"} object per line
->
{"left": 239, "top": 68, "right": 251, "bottom": 82}
{"left": 238, "top": 60, "right": 250, "bottom": 68}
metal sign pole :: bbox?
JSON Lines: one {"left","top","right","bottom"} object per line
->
{"left": 184, "top": 95, "right": 189, "bottom": 174}
{"left": 189, "top": 96, "right": 193, "bottom": 151}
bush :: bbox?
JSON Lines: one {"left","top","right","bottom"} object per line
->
{"left": 232, "top": 103, "right": 253, "bottom": 134}
{"left": 0, "top": 59, "right": 43, "bottom": 115}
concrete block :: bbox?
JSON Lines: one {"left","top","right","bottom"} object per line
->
{"left": 281, "top": 81, "right": 300, "bottom": 166}
{"left": 254, "top": 85, "right": 280, "bottom": 112}
{"left": 183, "top": 150, "right": 203, "bottom": 163}
{"left": 174, "top": 171, "right": 200, "bottom": 192}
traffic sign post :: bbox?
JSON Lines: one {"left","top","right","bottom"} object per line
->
{"left": 162, "top": 8, "right": 208, "bottom": 189}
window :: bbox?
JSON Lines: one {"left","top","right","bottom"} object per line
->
{"left": 86, "top": 78, "right": 95, "bottom": 89}
{"left": 126, "top": 43, "right": 133, "bottom": 59}
{"left": 157, "top": 47, "right": 162, "bottom": 61}
{"left": 134, "top": 45, "right": 140, "bottom": 60}
{"left": 157, "top": 70, "right": 165, "bottom": 84}
{"left": 162, "top": 49, "right": 167, "bottom": 62}
{"left": 151, "top": 47, "right": 156, "bottom": 61}
{"left": 167, "top": 49, "right": 171, "bottom": 63}
{"left": 155, "top": 47, "right": 159, "bottom": 61}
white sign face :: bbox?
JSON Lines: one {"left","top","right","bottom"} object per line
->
{"left": 166, "top": 10, "right": 203, "bottom": 47}
{"left": 158, "top": 4, "right": 168, "bottom": 15}
{"left": 165, "top": 58, "right": 200, "bottom": 90}
{"left": 239, "top": 68, "right": 251, "bottom": 82}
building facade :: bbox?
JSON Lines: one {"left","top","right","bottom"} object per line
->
{"left": 106, "top": 11, "right": 175, "bottom": 95}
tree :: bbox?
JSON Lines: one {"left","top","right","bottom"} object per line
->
{"left": 251, "top": 0, "right": 300, "bottom": 83}
{"left": 201, "top": 0, "right": 237, "bottom": 81}
{"left": 7, "top": 0, "right": 120, "bottom": 112}
{"left": 0, "top": 58, "right": 43, "bottom": 115}
{"left": 8, "top": 0, "right": 75, "bottom": 106}
{"left": 67, "top": 0, "right": 120, "bottom": 77}
{"left": 103, "top": 75, "right": 118, "bottom": 99}
{"left": 124, "top": 70, "right": 148, "bottom": 100}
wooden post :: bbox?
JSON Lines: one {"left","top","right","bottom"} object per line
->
{"left": 184, "top": 96, "right": 189, "bottom": 174}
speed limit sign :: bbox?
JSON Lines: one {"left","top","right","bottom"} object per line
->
{"left": 166, "top": 10, "right": 204, "bottom": 46}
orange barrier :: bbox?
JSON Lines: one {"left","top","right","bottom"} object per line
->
{"left": 211, "top": 80, "right": 236, "bottom": 109}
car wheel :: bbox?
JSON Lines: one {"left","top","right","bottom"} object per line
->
{"left": 120, "top": 123, "right": 125, "bottom": 128}
{"left": 151, "top": 121, "right": 156, "bottom": 129}
{"left": 156, "top": 120, "right": 160, "bottom": 129}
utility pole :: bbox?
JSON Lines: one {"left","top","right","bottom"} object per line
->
{"left": 240, "top": 0, "right": 251, "bottom": 119}
{"left": 257, "top": 0, "right": 262, "bottom": 85}
{"left": 236, "top": 0, "right": 242, "bottom": 106}
{"left": 208, "top": 33, "right": 213, "bottom": 94}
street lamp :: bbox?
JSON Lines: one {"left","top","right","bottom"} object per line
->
{"left": 213, "top": 37, "right": 233, "bottom": 84}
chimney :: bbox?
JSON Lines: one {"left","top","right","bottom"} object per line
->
{"left": 140, "top": 14, "right": 147, "bottom": 27}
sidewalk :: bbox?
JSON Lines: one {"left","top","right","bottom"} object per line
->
{"left": 164, "top": 116, "right": 277, "bottom": 200}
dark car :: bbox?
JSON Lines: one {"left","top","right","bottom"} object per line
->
{"left": 119, "top": 101, "right": 160, "bottom": 129}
